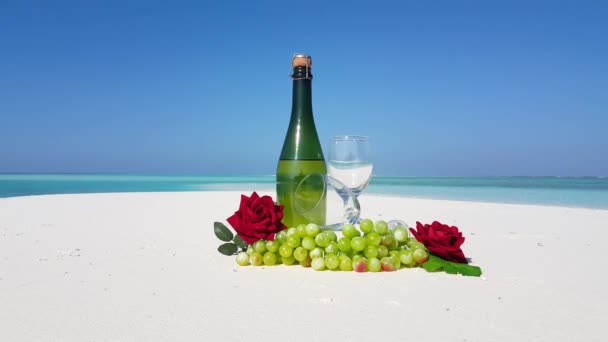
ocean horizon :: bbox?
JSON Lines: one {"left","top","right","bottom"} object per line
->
{"left": 1, "top": 174, "right": 607, "bottom": 210}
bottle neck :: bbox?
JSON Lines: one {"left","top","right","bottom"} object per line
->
{"left": 279, "top": 69, "right": 323, "bottom": 161}
{"left": 291, "top": 79, "right": 312, "bottom": 116}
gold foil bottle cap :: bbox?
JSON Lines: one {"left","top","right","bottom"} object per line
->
{"left": 292, "top": 53, "right": 312, "bottom": 68}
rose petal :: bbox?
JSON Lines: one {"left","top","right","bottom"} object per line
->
{"left": 246, "top": 207, "right": 257, "bottom": 221}
{"left": 249, "top": 220, "right": 271, "bottom": 230}
{"left": 409, "top": 227, "right": 420, "bottom": 242}
{"left": 226, "top": 211, "right": 242, "bottom": 231}
{"left": 260, "top": 195, "right": 273, "bottom": 205}
{"left": 241, "top": 194, "right": 254, "bottom": 212}
{"left": 237, "top": 234, "right": 257, "bottom": 245}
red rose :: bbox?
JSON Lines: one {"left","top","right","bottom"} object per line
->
{"left": 410, "top": 221, "right": 468, "bottom": 264}
{"left": 226, "top": 192, "right": 286, "bottom": 245}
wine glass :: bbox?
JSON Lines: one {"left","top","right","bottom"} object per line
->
{"left": 328, "top": 135, "right": 373, "bottom": 199}
{"left": 293, "top": 173, "right": 360, "bottom": 231}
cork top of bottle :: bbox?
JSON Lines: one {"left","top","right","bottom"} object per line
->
{"left": 292, "top": 54, "right": 312, "bottom": 68}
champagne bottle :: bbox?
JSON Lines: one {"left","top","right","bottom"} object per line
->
{"left": 277, "top": 54, "right": 326, "bottom": 228}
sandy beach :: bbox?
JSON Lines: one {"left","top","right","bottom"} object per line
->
{"left": 1, "top": 191, "right": 607, "bottom": 341}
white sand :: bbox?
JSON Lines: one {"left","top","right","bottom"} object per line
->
{"left": 1, "top": 192, "right": 607, "bottom": 341}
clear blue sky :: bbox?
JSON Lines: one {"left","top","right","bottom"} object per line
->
{"left": 1, "top": 0, "right": 606, "bottom": 176}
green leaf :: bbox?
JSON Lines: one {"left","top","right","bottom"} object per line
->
{"left": 218, "top": 243, "right": 238, "bottom": 255}
{"left": 421, "top": 254, "right": 444, "bottom": 272}
{"left": 422, "top": 255, "right": 482, "bottom": 277}
{"left": 232, "top": 235, "right": 249, "bottom": 249}
{"left": 214, "top": 222, "right": 234, "bottom": 242}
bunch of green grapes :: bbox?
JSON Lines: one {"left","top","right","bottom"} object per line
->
{"left": 235, "top": 219, "right": 429, "bottom": 272}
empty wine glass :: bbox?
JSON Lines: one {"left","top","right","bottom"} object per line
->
{"left": 328, "top": 135, "right": 373, "bottom": 200}
{"left": 293, "top": 173, "right": 360, "bottom": 231}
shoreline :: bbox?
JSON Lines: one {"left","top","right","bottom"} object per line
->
{"left": 365, "top": 190, "right": 608, "bottom": 212}
{"left": 1, "top": 174, "right": 607, "bottom": 210}
{"left": 2, "top": 190, "right": 608, "bottom": 212}
{"left": 1, "top": 192, "right": 607, "bottom": 341}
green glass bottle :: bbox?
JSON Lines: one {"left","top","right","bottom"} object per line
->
{"left": 277, "top": 54, "right": 326, "bottom": 228}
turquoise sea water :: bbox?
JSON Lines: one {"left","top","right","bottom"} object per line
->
{"left": 1, "top": 174, "right": 607, "bottom": 209}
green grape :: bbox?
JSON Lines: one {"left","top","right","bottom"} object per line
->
{"left": 286, "top": 227, "right": 298, "bottom": 236}
{"left": 286, "top": 235, "right": 301, "bottom": 248}
{"left": 380, "top": 257, "right": 395, "bottom": 271}
{"left": 342, "top": 224, "right": 360, "bottom": 239}
{"left": 322, "top": 230, "right": 338, "bottom": 242}
{"left": 246, "top": 245, "right": 254, "bottom": 255}
{"left": 311, "top": 257, "right": 326, "bottom": 271}
{"left": 325, "top": 254, "right": 340, "bottom": 270}
{"left": 360, "top": 219, "right": 374, "bottom": 233}
{"left": 306, "top": 223, "right": 321, "bottom": 237}
{"left": 253, "top": 240, "right": 267, "bottom": 254}
{"left": 391, "top": 240, "right": 399, "bottom": 250}
{"left": 266, "top": 240, "right": 279, "bottom": 253}
{"left": 302, "top": 236, "right": 316, "bottom": 250}
{"left": 399, "top": 250, "right": 414, "bottom": 266}
{"left": 411, "top": 242, "right": 426, "bottom": 251}
{"left": 390, "top": 250, "right": 400, "bottom": 257}
{"left": 236, "top": 252, "right": 250, "bottom": 266}
{"left": 275, "top": 230, "right": 288, "bottom": 244}
{"left": 325, "top": 241, "right": 339, "bottom": 255}
{"left": 368, "top": 257, "right": 381, "bottom": 272}
{"left": 263, "top": 252, "right": 277, "bottom": 266}
{"left": 339, "top": 255, "right": 353, "bottom": 271}
{"left": 315, "top": 233, "right": 331, "bottom": 248}
{"left": 293, "top": 247, "right": 308, "bottom": 261}
{"left": 364, "top": 245, "right": 379, "bottom": 259}
{"left": 413, "top": 248, "right": 429, "bottom": 264}
{"left": 365, "top": 232, "right": 381, "bottom": 247}
{"left": 300, "top": 256, "right": 312, "bottom": 267}
{"left": 393, "top": 227, "right": 409, "bottom": 243}
{"left": 309, "top": 247, "right": 324, "bottom": 259}
{"left": 381, "top": 234, "right": 396, "bottom": 248}
{"left": 337, "top": 237, "right": 352, "bottom": 253}
{"left": 377, "top": 245, "right": 389, "bottom": 258}
{"left": 296, "top": 224, "right": 308, "bottom": 238}
{"left": 279, "top": 244, "right": 294, "bottom": 258}
{"left": 407, "top": 238, "right": 424, "bottom": 250}
{"left": 352, "top": 254, "right": 365, "bottom": 263}
{"left": 351, "top": 236, "right": 367, "bottom": 252}
{"left": 249, "top": 252, "right": 263, "bottom": 266}
{"left": 282, "top": 254, "right": 296, "bottom": 265}
{"left": 390, "top": 254, "right": 402, "bottom": 269}
{"left": 353, "top": 258, "right": 367, "bottom": 272}
{"left": 375, "top": 220, "right": 389, "bottom": 235}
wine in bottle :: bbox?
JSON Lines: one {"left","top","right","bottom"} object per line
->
{"left": 277, "top": 54, "right": 326, "bottom": 228}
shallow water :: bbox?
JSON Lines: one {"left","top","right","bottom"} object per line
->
{"left": 1, "top": 174, "right": 607, "bottom": 209}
